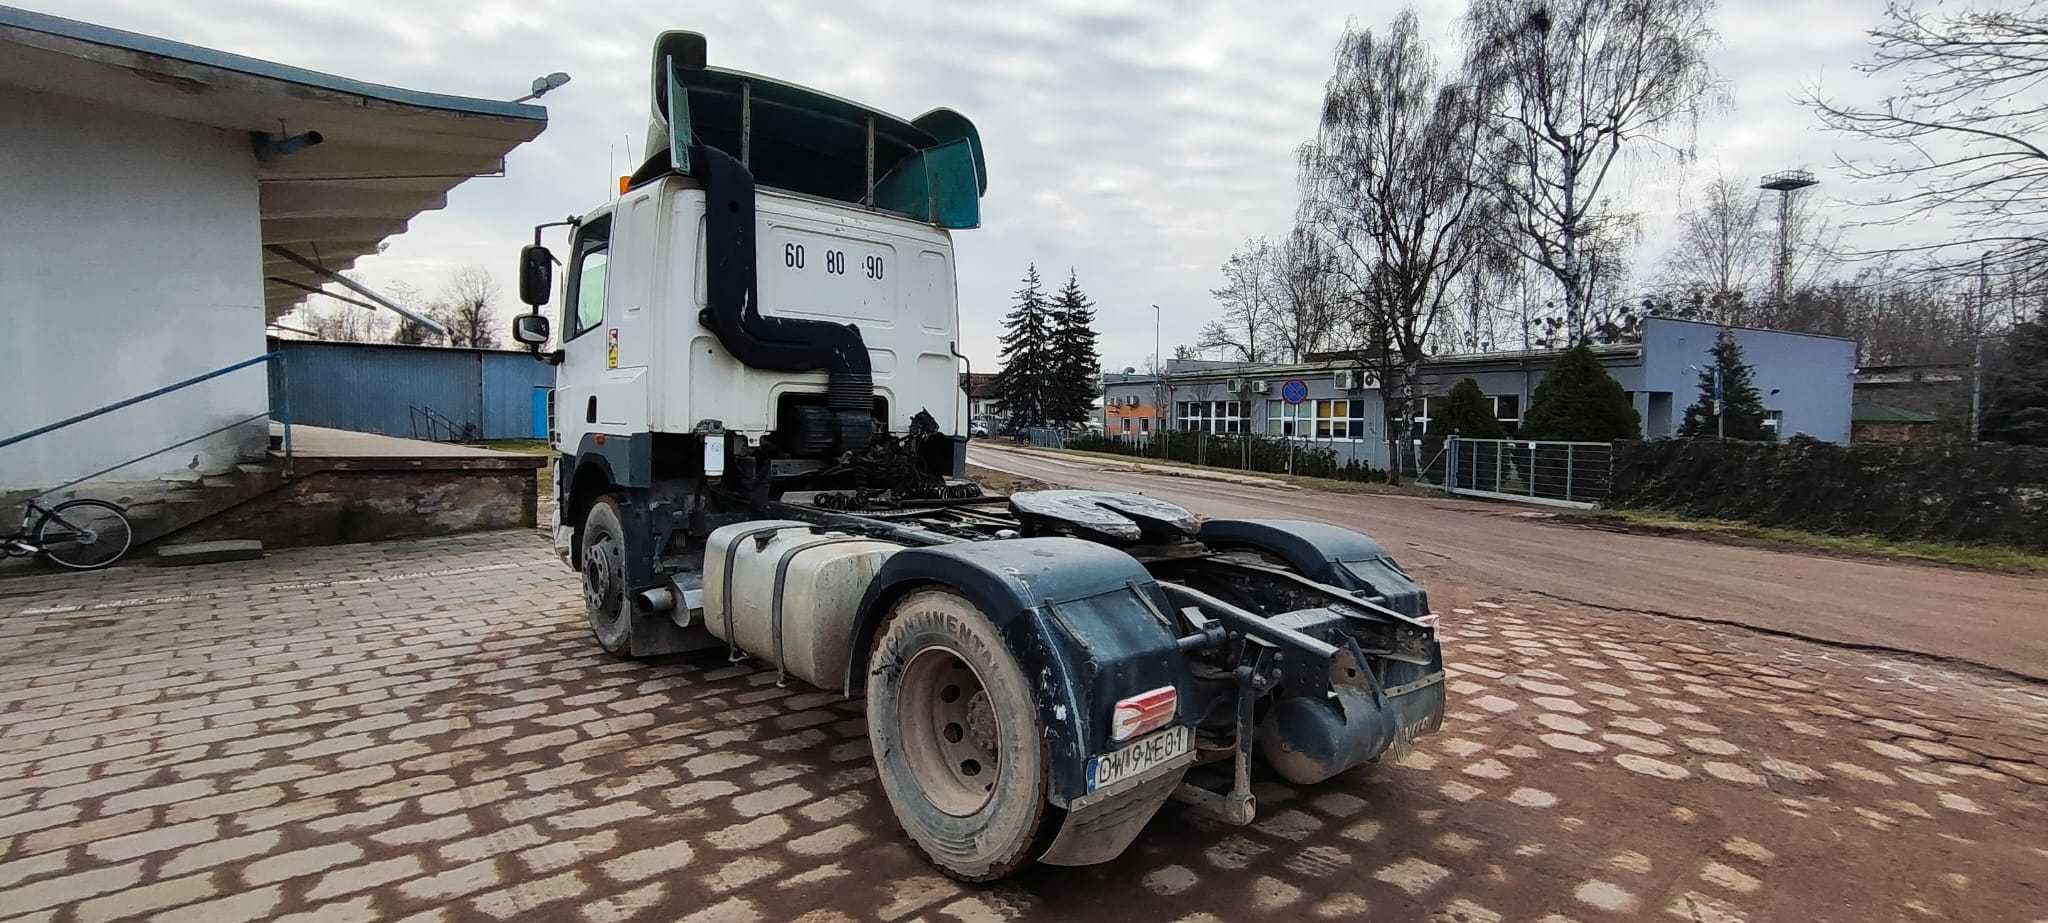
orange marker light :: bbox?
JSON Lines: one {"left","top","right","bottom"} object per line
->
{"left": 618, "top": 175, "right": 631, "bottom": 195}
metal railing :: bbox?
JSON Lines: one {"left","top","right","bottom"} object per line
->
{"left": 1441, "top": 437, "right": 1609, "bottom": 508}
{"left": 409, "top": 405, "right": 479, "bottom": 443}
{"left": 0, "top": 352, "right": 293, "bottom": 497}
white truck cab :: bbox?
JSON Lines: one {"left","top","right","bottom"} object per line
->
{"left": 550, "top": 179, "right": 968, "bottom": 458}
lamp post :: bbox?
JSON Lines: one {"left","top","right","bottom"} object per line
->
{"left": 511, "top": 72, "right": 572, "bottom": 103}
{"left": 1152, "top": 304, "right": 1168, "bottom": 458}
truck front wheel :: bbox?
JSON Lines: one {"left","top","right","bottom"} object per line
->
{"left": 867, "top": 589, "right": 1056, "bottom": 882}
{"left": 580, "top": 496, "right": 632, "bottom": 656}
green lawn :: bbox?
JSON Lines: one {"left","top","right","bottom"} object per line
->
{"left": 1560, "top": 508, "right": 2048, "bottom": 575}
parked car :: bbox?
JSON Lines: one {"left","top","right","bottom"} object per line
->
{"left": 969, "top": 421, "right": 990, "bottom": 437}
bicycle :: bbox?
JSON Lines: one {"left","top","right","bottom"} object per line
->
{"left": 3, "top": 498, "right": 135, "bottom": 571}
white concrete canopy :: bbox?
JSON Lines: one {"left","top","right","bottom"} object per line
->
{"left": 0, "top": 5, "right": 547, "bottom": 320}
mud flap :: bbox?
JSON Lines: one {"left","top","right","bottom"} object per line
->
{"left": 1038, "top": 761, "right": 1192, "bottom": 867}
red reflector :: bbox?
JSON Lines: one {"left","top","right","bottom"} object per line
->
{"left": 1110, "top": 685, "right": 1177, "bottom": 741}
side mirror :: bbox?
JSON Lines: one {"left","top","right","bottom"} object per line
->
{"left": 519, "top": 244, "right": 554, "bottom": 306}
{"left": 512, "top": 312, "right": 551, "bottom": 347}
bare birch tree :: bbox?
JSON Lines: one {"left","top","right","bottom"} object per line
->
{"left": 430, "top": 266, "right": 501, "bottom": 349}
{"left": 1200, "top": 239, "right": 1279, "bottom": 363}
{"left": 1464, "top": 0, "right": 1718, "bottom": 341}
{"left": 1269, "top": 225, "right": 1345, "bottom": 361}
{"left": 1299, "top": 10, "right": 1493, "bottom": 479}
{"left": 1808, "top": 2, "right": 2048, "bottom": 289}
{"left": 1664, "top": 175, "right": 1766, "bottom": 307}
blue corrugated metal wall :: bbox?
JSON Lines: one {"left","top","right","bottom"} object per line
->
{"left": 270, "top": 339, "right": 555, "bottom": 440}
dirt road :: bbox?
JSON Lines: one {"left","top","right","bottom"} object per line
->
{"left": 970, "top": 443, "right": 2048, "bottom": 681}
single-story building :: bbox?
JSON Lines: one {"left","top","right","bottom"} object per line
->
{"left": 1852, "top": 400, "right": 1942, "bottom": 443}
{"left": 0, "top": 6, "right": 545, "bottom": 492}
{"left": 960, "top": 372, "right": 1002, "bottom": 427}
{"left": 1853, "top": 363, "right": 1973, "bottom": 440}
{"left": 1100, "top": 317, "right": 1857, "bottom": 470}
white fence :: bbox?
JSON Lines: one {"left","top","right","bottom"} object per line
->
{"left": 1440, "top": 438, "right": 1610, "bottom": 508}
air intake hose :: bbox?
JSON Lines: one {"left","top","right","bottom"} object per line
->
{"left": 695, "top": 143, "right": 874, "bottom": 453}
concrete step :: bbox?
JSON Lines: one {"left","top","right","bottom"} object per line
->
{"left": 155, "top": 540, "right": 265, "bottom": 566}
{"left": 124, "top": 463, "right": 292, "bottom": 548}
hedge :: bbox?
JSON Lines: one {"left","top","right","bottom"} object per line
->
{"left": 1607, "top": 436, "right": 2048, "bottom": 549}
{"left": 1064, "top": 433, "right": 1388, "bottom": 483}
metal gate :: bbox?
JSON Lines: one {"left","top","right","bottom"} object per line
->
{"left": 1442, "top": 438, "right": 1609, "bottom": 508}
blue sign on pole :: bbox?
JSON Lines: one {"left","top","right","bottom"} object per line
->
{"left": 1281, "top": 379, "right": 1309, "bottom": 405}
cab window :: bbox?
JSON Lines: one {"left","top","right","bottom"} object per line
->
{"left": 564, "top": 216, "right": 611, "bottom": 340}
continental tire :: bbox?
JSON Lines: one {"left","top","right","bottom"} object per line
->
{"left": 867, "top": 589, "right": 1056, "bottom": 882}
{"left": 580, "top": 496, "right": 632, "bottom": 656}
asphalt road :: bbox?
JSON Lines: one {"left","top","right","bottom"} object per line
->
{"left": 969, "top": 443, "right": 2048, "bottom": 682}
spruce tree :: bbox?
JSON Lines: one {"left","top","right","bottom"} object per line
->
{"left": 1437, "top": 378, "right": 1506, "bottom": 439}
{"left": 1982, "top": 305, "right": 2048, "bottom": 446}
{"left": 1679, "top": 329, "right": 1773, "bottom": 440}
{"left": 992, "top": 265, "right": 1055, "bottom": 431}
{"left": 1522, "top": 344, "right": 1641, "bottom": 441}
{"left": 1048, "top": 270, "right": 1101, "bottom": 426}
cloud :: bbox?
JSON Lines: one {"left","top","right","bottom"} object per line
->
{"left": 26, "top": 0, "right": 1916, "bottom": 368}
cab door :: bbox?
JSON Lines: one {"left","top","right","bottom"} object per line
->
{"left": 553, "top": 213, "right": 613, "bottom": 452}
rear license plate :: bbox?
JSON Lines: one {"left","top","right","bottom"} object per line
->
{"left": 1086, "top": 724, "right": 1192, "bottom": 793}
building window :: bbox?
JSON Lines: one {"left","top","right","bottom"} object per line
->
{"left": 1139, "top": 417, "right": 1150, "bottom": 433}
{"left": 1177, "top": 399, "right": 1243, "bottom": 434}
{"left": 1220, "top": 400, "right": 1242, "bottom": 434}
{"left": 1121, "top": 417, "right": 1131, "bottom": 433}
{"left": 1410, "top": 397, "right": 1432, "bottom": 436}
{"left": 1764, "top": 410, "right": 1783, "bottom": 435}
{"left": 1264, "top": 399, "right": 1373, "bottom": 441}
{"left": 1491, "top": 395, "right": 1521, "bottom": 431}
{"left": 1317, "top": 400, "right": 1353, "bottom": 439}
{"left": 1269, "top": 399, "right": 1311, "bottom": 437}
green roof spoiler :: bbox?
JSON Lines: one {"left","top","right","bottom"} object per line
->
{"left": 644, "top": 31, "right": 985, "bottom": 228}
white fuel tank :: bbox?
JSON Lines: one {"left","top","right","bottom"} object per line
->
{"left": 703, "top": 521, "right": 900, "bottom": 690}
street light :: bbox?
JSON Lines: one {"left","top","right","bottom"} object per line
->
{"left": 1151, "top": 304, "right": 1164, "bottom": 433}
{"left": 511, "top": 72, "right": 572, "bottom": 103}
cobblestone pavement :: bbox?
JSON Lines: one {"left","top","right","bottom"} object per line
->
{"left": 2, "top": 530, "right": 2045, "bottom": 923}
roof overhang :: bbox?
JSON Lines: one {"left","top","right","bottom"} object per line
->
{"left": 0, "top": 5, "right": 547, "bottom": 320}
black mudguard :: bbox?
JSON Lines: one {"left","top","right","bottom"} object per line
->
{"left": 847, "top": 537, "right": 1190, "bottom": 808}
{"left": 1196, "top": 518, "right": 1429, "bottom": 616}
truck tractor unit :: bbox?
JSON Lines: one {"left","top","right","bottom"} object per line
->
{"left": 509, "top": 31, "right": 1448, "bottom": 881}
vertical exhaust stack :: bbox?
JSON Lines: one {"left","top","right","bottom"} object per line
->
{"left": 646, "top": 31, "right": 875, "bottom": 454}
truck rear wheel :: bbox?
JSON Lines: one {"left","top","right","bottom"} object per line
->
{"left": 580, "top": 496, "right": 632, "bottom": 656}
{"left": 867, "top": 589, "right": 1055, "bottom": 882}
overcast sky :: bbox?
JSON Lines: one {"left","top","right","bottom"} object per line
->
{"left": 32, "top": 0, "right": 1899, "bottom": 369}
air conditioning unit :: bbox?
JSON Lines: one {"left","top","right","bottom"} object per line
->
{"left": 1334, "top": 370, "right": 1357, "bottom": 391}
{"left": 1251, "top": 379, "right": 1271, "bottom": 394}
{"left": 1226, "top": 378, "right": 1244, "bottom": 394}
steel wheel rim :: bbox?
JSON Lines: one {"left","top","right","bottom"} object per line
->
{"left": 583, "top": 528, "right": 623, "bottom": 637}
{"left": 898, "top": 645, "right": 1001, "bottom": 816}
